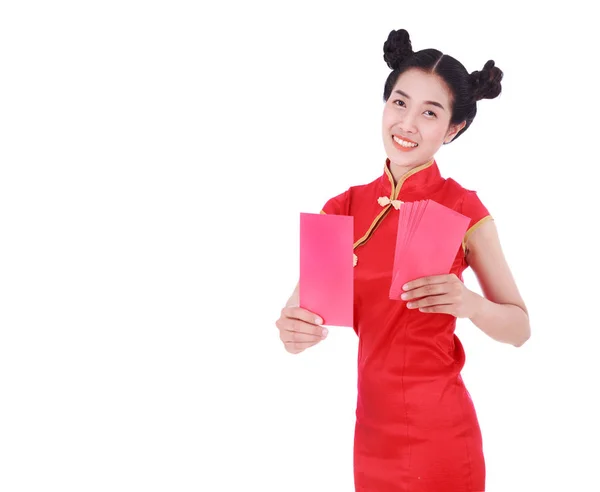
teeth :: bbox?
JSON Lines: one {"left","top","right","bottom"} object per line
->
{"left": 393, "top": 136, "right": 418, "bottom": 148}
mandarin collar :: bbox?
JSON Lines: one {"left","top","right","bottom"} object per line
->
{"left": 378, "top": 157, "right": 444, "bottom": 200}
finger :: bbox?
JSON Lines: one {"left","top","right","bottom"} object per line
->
{"left": 418, "top": 305, "right": 456, "bottom": 315}
{"left": 284, "top": 341, "right": 315, "bottom": 354}
{"left": 406, "top": 294, "right": 454, "bottom": 309}
{"left": 276, "top": 317, "right": 328, "bottom": 338}
{"left": 282, "top": 330, "right": 328, "bottom": 353}
{"left": 401, "top": 283, "right": 449, "bottom": 301}
{"left": 281, "top": 306, "right": 324, "bottom": 326}
{"left": 280, "top": 328, "right": 327, "bottom": 344}
{"left": 402, "top": 274, "right": 454, "bottom": 292}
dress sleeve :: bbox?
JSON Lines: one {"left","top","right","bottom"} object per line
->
{"left": 460, "top": 190, "right": 493, "bottom": 253}
{"left": 320, "top": 189, "right": 350, "bottom": 215}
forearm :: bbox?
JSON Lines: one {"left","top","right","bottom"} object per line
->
{"left": 469, "top": 293, "right": 530, "bottom": 347}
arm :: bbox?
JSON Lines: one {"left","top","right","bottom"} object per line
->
{"left": 465, "top": 220, "right": 530, "bottom": 347}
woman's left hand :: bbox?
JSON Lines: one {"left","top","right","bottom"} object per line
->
{"left": 400, "top": 273, "right": 481, "bottom": 318}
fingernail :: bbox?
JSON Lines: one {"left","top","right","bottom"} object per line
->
{"left": 321, "top": 328, "right": 328, "bottom": 338}
{"left": 403, "top": 284, "right": 409, "bottom": 290}
{"left": 407, "top": 302, "right": 414, "bottom": 308}
{"left": 400, "top": 293, "right": 408, "bottom": 300}
{"left": 315, "top": 317, "right": 323, "bottom": 325}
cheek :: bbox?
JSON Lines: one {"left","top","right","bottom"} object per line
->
{"left": 421, "top": 122, "right": 448, "bottom": 145}
{"left": 382, "top": 108, "right": 393, "bottom": 127}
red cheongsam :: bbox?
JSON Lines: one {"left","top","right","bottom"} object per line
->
{"left": 321, "top": 158, "right": 492, "bottom": 492}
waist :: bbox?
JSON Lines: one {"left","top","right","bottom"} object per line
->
{"left": 355, "top": 373, "right": 475, "bottom": 427}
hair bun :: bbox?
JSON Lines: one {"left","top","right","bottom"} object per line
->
{"left": 383, "top": 29, "right": 413, "bottom": 70}
{"left": 470, "top": 60, "right": 503, "bottom": 101}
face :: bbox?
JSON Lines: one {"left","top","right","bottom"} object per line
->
{"left": 382, "top": 68, "right": 466, "bottom": 171}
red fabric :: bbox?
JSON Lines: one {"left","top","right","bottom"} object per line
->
{"left": 322, "top": 189, "right": 351, "bottom": 216}
{"left": 321, "top": 159, "right": 492, "bottom": 492}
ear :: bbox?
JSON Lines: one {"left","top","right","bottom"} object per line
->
{"left": 444, "top": 121, "right": 466, "bottom": 144}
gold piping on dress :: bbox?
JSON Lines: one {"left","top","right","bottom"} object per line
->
{"left": 462, "top": 215, "right": 494, "bottom": 254}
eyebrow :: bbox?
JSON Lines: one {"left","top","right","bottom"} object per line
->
{"left": 394, "top": 89, "right": 446, "bottom": 111}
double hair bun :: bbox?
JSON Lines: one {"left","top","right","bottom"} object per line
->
{"left": 383, "top": 29, "right": 503, "bottom": 102}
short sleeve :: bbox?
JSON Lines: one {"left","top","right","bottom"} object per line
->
{"left": 460, "top": 190, "right": 493, "bottom": 252}
{"left": 320, "top": 189, "right": 350, "bottom": 216}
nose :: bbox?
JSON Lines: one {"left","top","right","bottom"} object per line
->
{"left": 398, "top": 110, "right": 417, "bottom": 134}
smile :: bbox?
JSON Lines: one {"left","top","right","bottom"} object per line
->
{"left": 393, "top": 135, "right": 418, "bottom": 149}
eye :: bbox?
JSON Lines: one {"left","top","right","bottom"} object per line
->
{"left": 393, "top": 99, "right": 406, "bottom": 107}
{"left": 424, "top": 110, "right": 437, "bottom": 118}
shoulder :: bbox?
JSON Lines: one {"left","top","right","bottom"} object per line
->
{"left": 445, "top": 177, "right": 482, "bottom": 202}
{"left": 445, "top": 178, "right": 492, "bottom": 226}
{"left": 320, "top": 188, "right": 350, "bottom": 215}
{"left": 320, "top": 175, "right": 380, "bottom": 215}
{"left": 441, "top": 177, "right": 494, "bottom": 254}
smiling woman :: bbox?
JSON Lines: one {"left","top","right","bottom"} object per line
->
{"left": 275, "top": 28, "right": 529, "bottom": 492}
{"left": 380, "top": 29, "right": 501, "bottom": 182}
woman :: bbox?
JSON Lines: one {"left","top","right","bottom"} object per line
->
{"left": 275, "top": 28, "right": 530, "bottom": 492}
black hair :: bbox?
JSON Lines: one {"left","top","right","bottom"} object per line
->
{"left": 382, "top": 29, "right": 503, "bottom": 143}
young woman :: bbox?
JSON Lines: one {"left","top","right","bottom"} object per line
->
{"left": 275, "top": 28, "right": 530, "bottom": 492}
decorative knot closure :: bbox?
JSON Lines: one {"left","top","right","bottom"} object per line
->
{"left": 377, "top": 196, "right": 403, "bottom": 210}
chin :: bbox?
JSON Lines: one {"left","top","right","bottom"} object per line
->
{"left": 390, "top": 151, "right": 421, "bottom": 165}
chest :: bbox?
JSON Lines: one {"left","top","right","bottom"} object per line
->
{"left": 350, "top": 195, "right": 468, "bottom": 300}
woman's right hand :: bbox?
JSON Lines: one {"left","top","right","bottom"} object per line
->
{"left": 275, "top": 306, "right": 328, "bottom": 354}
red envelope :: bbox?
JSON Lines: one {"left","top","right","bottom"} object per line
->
{"left": 300, "top": 213, "right": 354, "bottom": 327}
{"left": 390, "top": 200, "right": 470, "bottom": 299}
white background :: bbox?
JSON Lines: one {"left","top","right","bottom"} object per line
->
{"left": 1, "top": 1, "right": 598, "bottom": 491}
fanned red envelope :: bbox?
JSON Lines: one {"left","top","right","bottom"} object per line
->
{"left": 300, "top": 213, "right": 354, "bottom": 327}
{"left": 389, "top": 200, "right": 470, "bottom": 300}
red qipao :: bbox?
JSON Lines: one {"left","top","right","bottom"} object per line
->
{"left": 321, "top": 158, "right": 492, "bottom": 492}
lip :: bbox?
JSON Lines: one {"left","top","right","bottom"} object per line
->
{"left": 392, "top": 134, "right": 419, "bottom": 152}
{"left": 393, "top": 134, "right": 417, "bottom": 144}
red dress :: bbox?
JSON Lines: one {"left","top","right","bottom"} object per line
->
{"left": 321, "top": 158, "right": 492, "bottom": 492}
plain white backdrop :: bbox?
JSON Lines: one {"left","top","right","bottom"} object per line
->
{"left": 1, "top": 1, "right": 598, "bottom": 491}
